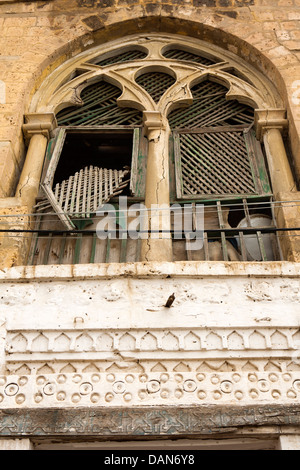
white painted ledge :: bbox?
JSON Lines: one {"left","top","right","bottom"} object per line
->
{"left": 0, "top": 261, "right": 299, "bottom": 282}
{"left": 0, "top": 439, "right": 33, "bottom": 450}
{"left": 278, "top": 435, "right": 300, "bottom": 450}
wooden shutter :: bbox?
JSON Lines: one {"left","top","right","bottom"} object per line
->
{"left": 135, "top": 72, "right": 176, "bottom": 104}
{"left": 174, "top": 127, "right": 271, "bottom": 199}
{"left": 244, "top": 128, "right": 272, "bottom": 195}
{"left": 37, "top": 127, "right": 147, "bottom": 228}
{"left": 56, "top": 80, "right": 143, "bottom": 127}
{"left": 163, "top": 48, "right": 218, "bottom": 66}
{"left": 168, "top": 80, "right": 254, "bottom": 130}
{"left": 37, "top": 129, "right": 133, "bottom": 229}
{"left": 129, "top": 127, "right": 148, "bottom": 198}
{"left": 91, "top": 49, "right": 148, "bottom": 67}
{"left": 39, "top": 128, "right": 76, "bottom": 229}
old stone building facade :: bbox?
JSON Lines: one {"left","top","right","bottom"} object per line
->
{"left": 0, "top": 0, "right": 300, "bottom": 451}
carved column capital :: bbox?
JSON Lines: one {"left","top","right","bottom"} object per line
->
{"left": 143, "top": 111, "right": 166, "bottom": 140}
{"left": 254, "top": 109, "right": 288, "bottom": 141}
{"left": 22, "top": 113, "right": 57, "bottom": 143}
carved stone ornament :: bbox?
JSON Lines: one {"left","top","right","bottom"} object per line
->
{"left": 22, "top": 113, "right": 57, "bottom": 143}
{"left": 0, "top": 404, "right": 300, "bottom": 437}
{"left": 254, "top": 109, "right": 288, "bottom": 141}
{"left": 29, "top": 34, "right": 282, "bottom": 117}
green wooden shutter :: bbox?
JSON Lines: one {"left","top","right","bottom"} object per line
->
{"left": 37, "top": 128, "right": 138, "bottom": 229}
{"left": 244, "top": 128, "right": 272, "bottom": 196}
{"left": 130, "top": 127, "right": 148, "bottom": 198}
{"left": 173, "top": 127, "right": 271, "bottom": 200}
{"left": 56, "top": 80, "right": 143, "bottom": 127}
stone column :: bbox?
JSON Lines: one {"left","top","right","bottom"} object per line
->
{"left": 15, "top": 113, "right": 57, "bottom": 209}
{"left": 255, "top": 109, "right": 296, "bottom": 195}
{"left": 255, "top": 109, "right": 300, "bottom": 261}
{"left": 140, "top": 111, "right": 173, "bottom": 262}
{"left": 0, "top": 113, "right": 57, "bottom": 268}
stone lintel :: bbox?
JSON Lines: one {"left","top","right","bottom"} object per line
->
{"left": 22, "top": 113, "right": 57, "bottom": 143}
{"left": 254, "top": 108, "right": 288, "bottom": 141}
{"left": 0, "top": 405, "right": 299, "bottom": 438}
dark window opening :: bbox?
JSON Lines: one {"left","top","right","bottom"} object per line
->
{"left": 227, "top": 199, "right": 273, "bottom": 228}
{"left": 53, "top": 130, "right": 134, "bottom": 197}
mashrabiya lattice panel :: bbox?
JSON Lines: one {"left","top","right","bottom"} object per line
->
{"left": 168, "top": 80, "right": 254, "bottom": 129}
{"left": 56, "top": 80, "right": 143, "bottom": 127}
{"left": 37, "top": 166, "right": 130, "bottom": 219}
{"left": 163, "top": 48, "right": 219, "bottom": 67}
{"left": 178, "top": 130, "right": 257, "bottom": 196}
{"left": 90, "top": 49, "right": 148, "bottom": 67}
{"left": 135, "top": 72, "right": 176, "bottom": 104}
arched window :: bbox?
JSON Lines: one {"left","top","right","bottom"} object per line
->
{"left": 167, "top": 79, "right": 276, "bottom": 261}
{"left": 168, "top": 79, "right": 268, "bottom": 199}
{"left": 36, "top": 80, "right": 145, "bottom": 230}
{"left": 26, "top": 35, "right": 290, "bottom": 265}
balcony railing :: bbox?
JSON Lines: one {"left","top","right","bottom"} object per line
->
{"left": 26, "top": 199, "right": 283, "bottom": 265}
{"left": 26, "top": 227, "right": 283, "bottom": 266}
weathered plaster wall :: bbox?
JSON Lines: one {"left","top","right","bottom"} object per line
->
{"left": 0, "top": 262, "right": 299, "bottom": 411}
{"left": 1, "top": 0, "right": 300, "bottom": 196}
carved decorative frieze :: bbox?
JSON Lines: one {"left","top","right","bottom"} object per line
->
{"left": 3, "top": 323, "right": 300, "bottom": 408}
{"left": 0, "top": 404, "right": 300, "bottom": 437}
{"left": 5, "top": 326, "right": 300, "bottom": 359}
{"left": 1, "top": 267, "right": 299, "bottom": 413}
{"left": 0, "top": 369, "right": 300, "bottom": 409}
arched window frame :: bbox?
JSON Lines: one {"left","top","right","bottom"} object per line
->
{"left": 19, "top": 34, "right": 295, "bottom": 265}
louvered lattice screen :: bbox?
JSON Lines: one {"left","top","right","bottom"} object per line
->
{"left": 135, "top": 72, "right": 176, "bottom": 103}
{"left": 163, "top": 48, "right": 218, "bottom": 66}
{"left": 56, "top": 80, "right": 143, "bottom": 127}
{"left": 92, "top": 49, "right": 148, "bottom": 67}
{"left": 176, "top": 130, "right": 257, "bottom": 197}
{"left": 37, "top": 164, "right": 130, "bottom": 229}
{"left": 56, "top": 166, "right": 129, "bottom": 218}
{"left": 168, "top": 80, "right": 254, "bottom": 128}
